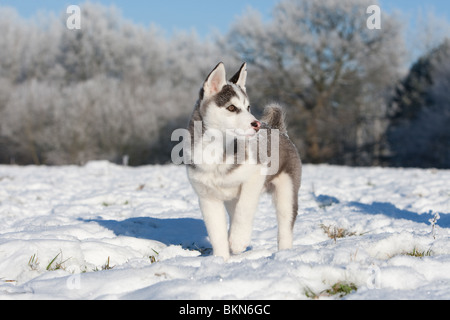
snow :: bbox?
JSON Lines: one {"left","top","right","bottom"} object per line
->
{"left": 0, "top": 161, "right": 449, "bottom": 300}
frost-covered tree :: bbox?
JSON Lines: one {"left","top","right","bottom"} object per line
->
{"left": 0, "top": 3, "right": 227, "bottom": 165}
{"left": 407, "top": 8, "right": 450, "bottom": 65}
{"left": 224, "top": 0, "right": 406, "bottom": 164}
{"left": 0, "top": 8, "right": 29, "bottom": 83}
{"left": 387, "top": 39, "right": 450, "bottom": 168}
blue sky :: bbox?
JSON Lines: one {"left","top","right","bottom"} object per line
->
{"left": 0, "top": 0, "right": 277, "bottom": 37}
{"left": 0, "top": 0, "right": 449, "bottom": 38}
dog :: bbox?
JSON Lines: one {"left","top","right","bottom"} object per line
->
{"left": 186, "top": 62, "right": 302, "bottom": 260}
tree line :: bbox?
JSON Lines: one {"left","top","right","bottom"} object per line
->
{"left": 0, "top": 0, "right": 448, "bottom": 168}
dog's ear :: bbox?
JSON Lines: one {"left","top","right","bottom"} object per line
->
{"left": 203, "top": 62, "right": 227, "bottom": 97}
{"left": 230, "top": 62, "right": 247, "bottom": 91}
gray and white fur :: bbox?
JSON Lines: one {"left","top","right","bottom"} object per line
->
{"left": 187, "top": 62, "right": 302, "bottom": 260}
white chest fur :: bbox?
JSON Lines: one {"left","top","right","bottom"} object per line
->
{"left": 187, "top": 131, "right": 264, "bottom": 200}
{"left": 187, "top": 162, "right": 262, "bottom": 201}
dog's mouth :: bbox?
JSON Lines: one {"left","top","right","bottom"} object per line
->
{"left": 233, "top": 128, "right": 258, "bottom": 138}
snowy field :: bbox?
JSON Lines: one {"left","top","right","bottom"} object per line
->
{"left": 0, "top": 161, "right": 449, "bottom": 300}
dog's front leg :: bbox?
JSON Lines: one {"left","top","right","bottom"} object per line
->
{"left": 228, "top": 174, "right": 265, "bottom": 255}
{"left": 199, "top": 197, "right": 230, "bottom": 260}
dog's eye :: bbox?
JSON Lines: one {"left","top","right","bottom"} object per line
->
{"left": 247, "top": 105, "right": 251, "bottom": 112}
{"left": 227, "top": 105, "right": 237, "bottom": 112}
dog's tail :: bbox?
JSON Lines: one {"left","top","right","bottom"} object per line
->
{"left": 261, "top": 103, "right": 287, "bottom": 134}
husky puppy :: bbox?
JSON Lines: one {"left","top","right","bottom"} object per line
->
{"left": 187, "top": 62, "right": 301, "bottom": 260}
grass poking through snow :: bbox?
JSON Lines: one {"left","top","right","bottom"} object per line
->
{"left": 320, "top": 224, "right": 360, "bottom": 243}
{"left": 305, "top": 281, "right": 358, "bottom": 299}
{"left": 46, "top": 251, "right": 70, "bottom": 271}
{"left": 403, "top": 247, "right": 433, "bottom": 258}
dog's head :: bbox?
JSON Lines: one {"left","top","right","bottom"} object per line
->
{"left": 198, "top": 62, "right": 261, "bottom": 138}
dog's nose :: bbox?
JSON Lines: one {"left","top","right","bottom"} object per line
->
{"left": 251, "top": 121, "right": 261, "bottom": 132}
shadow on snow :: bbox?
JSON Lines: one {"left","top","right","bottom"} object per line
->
{"left": 314, "top": 193, "right": 450, "bottom": 228}
{"left": 81, "top": 199, "right": 449, "bottom": 253}
{"left": 79, "top": 217, "right": 211, "bottom": 253}
{"left": 350, "top": 201, "right": 450, "bottom": 228}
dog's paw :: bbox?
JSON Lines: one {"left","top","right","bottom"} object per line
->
{"left": 214, "top": 251, "right": 230, "bottom": 261}
{"left": 229, "top": 236, "right": 249, "bottom": 255}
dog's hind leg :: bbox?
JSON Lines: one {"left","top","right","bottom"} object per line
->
{"left": 271, "top": 172, "right": 299, "bottom": 250}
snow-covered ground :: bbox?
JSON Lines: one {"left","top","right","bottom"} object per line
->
{"left": 0, "top": 161, "right": 449, "bottom": 300}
